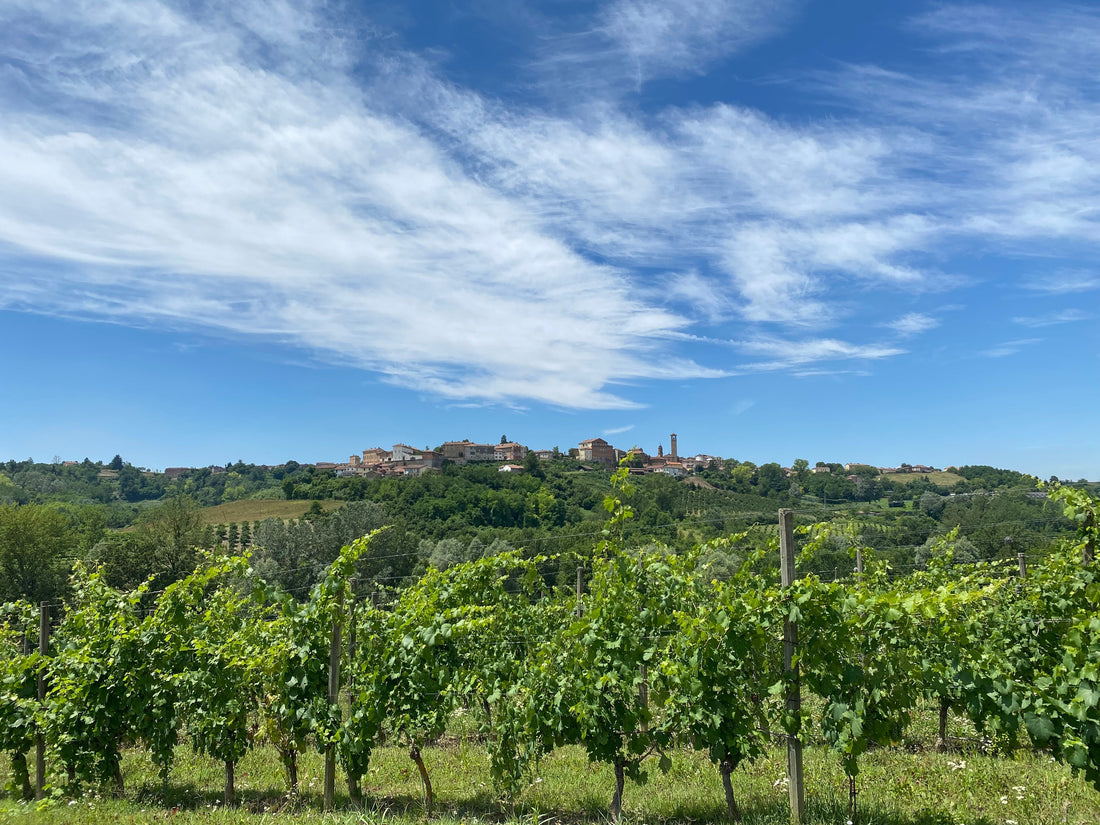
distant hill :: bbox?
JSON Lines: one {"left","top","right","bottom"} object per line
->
{"left": 199, "top": 499, "right": 346, "bottom": 525}
{"left": 882, "top": 471, "right": 964, "bottom": 487}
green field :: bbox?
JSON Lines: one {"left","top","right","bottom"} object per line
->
{"left": 3, "top": 728, "right": 1097, "bottom": 825}
{"left": 881, "top": 471, "right": 965, "bottom": 487}
{"left": 199, "top": 499, "right": 347, "bottom": 525}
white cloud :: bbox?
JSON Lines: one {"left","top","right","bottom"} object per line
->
{"left": 791, "top": 368, "right": 871, "bottom": 378}
{"left": 0, "top": 0, "right": 727, "bottom": 410}
{"left": 598, "top": 0, "right": 796, "bottom": 82}
{"left": 380, "top": 65, "right": 939, "bottom": 329}
{"left": 2, "top": 0, "right": 1098, "bottom": 410}
{"left": 525, "top": 0, "right": 796, "bottom": 98}
{"left": 1012, "top": 309, "right": 1092, "bottom": 328}
{"left": 980, "top": 339, "right": 1042, "bottom": 358}
{"left": 603, "top": 424, "right": 635, "bottom": 435}
{"left": 886, "top": 313, "right": 939, "bottom": 336}
{"left": 738, "top": 337, "right": 905, "bottom": 371}
{"left": 826, "top": 5, "right": 1100, "bottom": 251}
{"left": 664, "top": 271, "right": 736, "bottom": 322}
{"left": 1022, "top": 271, "right": 1100, "bottom": 294}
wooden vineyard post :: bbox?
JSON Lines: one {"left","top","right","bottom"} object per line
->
{"left": 576, "top": 566, "right": 584, "bottom": 617}
{"left": 324, "top": 593, "right": 343, "bottom": 811}
{"left": 1018, "top": 551, "right": 1027, "bottom": 579}
{"left": 36, "top": 602, "right": 48, "bottom": 800}
{"left": 779, "top": 510, "right": 805, "bottom": 823}
{"left": 855, "top": 549, "right": 864, "bottom": 584}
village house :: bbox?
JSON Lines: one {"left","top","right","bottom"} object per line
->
{"left": 494, "top": 442, "right": 528, "bottom": 462}
{"left": 361, "top": 447, "right": 390, "bottom": 465}
{"left": 438, "top": 440, "right": 500, "bottom": 463}
{"left": 465, "top": 443, "right": 497, "bottom": 462}
{"left": 389, "top": 444, "right": 420, "bottom": 462}
{"left": 578, "top": 437, "right": 616, "bottom": 466}
{"left": 439, "top": 440, "right": 473, "bottom": 462}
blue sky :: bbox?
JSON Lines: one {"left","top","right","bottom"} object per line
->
{"left": 0, "top": 0, "right": 1097, "bottom": 480}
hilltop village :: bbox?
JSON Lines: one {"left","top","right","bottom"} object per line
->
{"left": 295, "top": 433, "right": 942, "bottom": 482}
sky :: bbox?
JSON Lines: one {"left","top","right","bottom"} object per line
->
{"left": 0, "top": 0, "right": 1097, "bottom": 480}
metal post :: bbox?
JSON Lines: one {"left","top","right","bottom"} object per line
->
{"left": 324, "top": 595, "right": 342, "bottom": 811}
{"left": 779, "top": 510, "right": 805, "bottom": 823}
{"left": 36, "top": 602, "right": 48, "bottom": 800}
{"left": 347, "top": 596, "right": 357, "bottom": 690}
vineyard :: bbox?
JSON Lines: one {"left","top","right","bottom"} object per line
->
{"left": 1, "top": 477, "right": 1099, "bottom": 823}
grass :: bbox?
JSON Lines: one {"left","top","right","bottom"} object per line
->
{"left": 881, "top": 472, "right": 965, "bottom": 488}
{"left": 3, "top": 707, "right": 1099, "bottom": 825}
{"left": 199, "top": 500, "right": 347, "bottom": 525}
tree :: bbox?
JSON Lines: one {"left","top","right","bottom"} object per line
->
{"left": 86, "top": 532, "right": 161, "bottom": 592}
{"left": 138, "top": 495, "right": 206, "bottom": 588}
{"left": 108, "top": 454, "right": 124, "bottom": 471}
{"left": 524, "top": 450, "right": 544, "bottom": 479}
{"left": 756, "top": 462, "right": 786, "bottom": 495}
{"left": 0, "top": 504, "right": 73, "bottom": 604}
{"left": 918, "top": 491, "right": 945, "bottom": 518}
{"left": 915, "top": 530, "right": 979, "bottom": 567}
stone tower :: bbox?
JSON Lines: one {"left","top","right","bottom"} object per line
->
{"left": 670, "top": 433, "right": 678, "bottom": 459}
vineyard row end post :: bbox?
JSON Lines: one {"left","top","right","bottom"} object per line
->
{"left": 324, "top": 592, "right": 343, "bottom": 811}
{"left": 779, "top": 509, "right": 805, "bottom": 824}
{"left": 36, "top": 602, "right": 48, "bottom": 800}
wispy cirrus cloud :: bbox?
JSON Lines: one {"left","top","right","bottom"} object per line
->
{"left": 0, "top": 0, "right": 726, "bottom": 410}
{"left": 885, "top": 313, "right": 939, "bottom": 336}
{"left": 980, "top": 338, "right": 1042, "bottom": 358}
{"left": 1012, "top": 309, "right": 1092, "bottom": 328}
{"left": 597, "top": 0, "right": 797, "bottom": 82}
{"left": 603, "top": 424, "right": 635, "bottom": 436}
{"left": 1022, "top": 271, "right": 1100, "bottom": 294}
{"left": 528, "top": 0, "right": 797, "bottom": 97}
{"left": 826, "top": 5, "right": 1100, "bottom": 251}
{"left": 730, "top": 399, "right": 756, "bottom": 415}
{"left": 738, "top": 338, "right": 904, "bottom": 371}
{"left": 792, "top": 368, "right": 871, "bottom": 378}
{"left": 1, "top": 0, "right": 1098, "bottom": 411}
